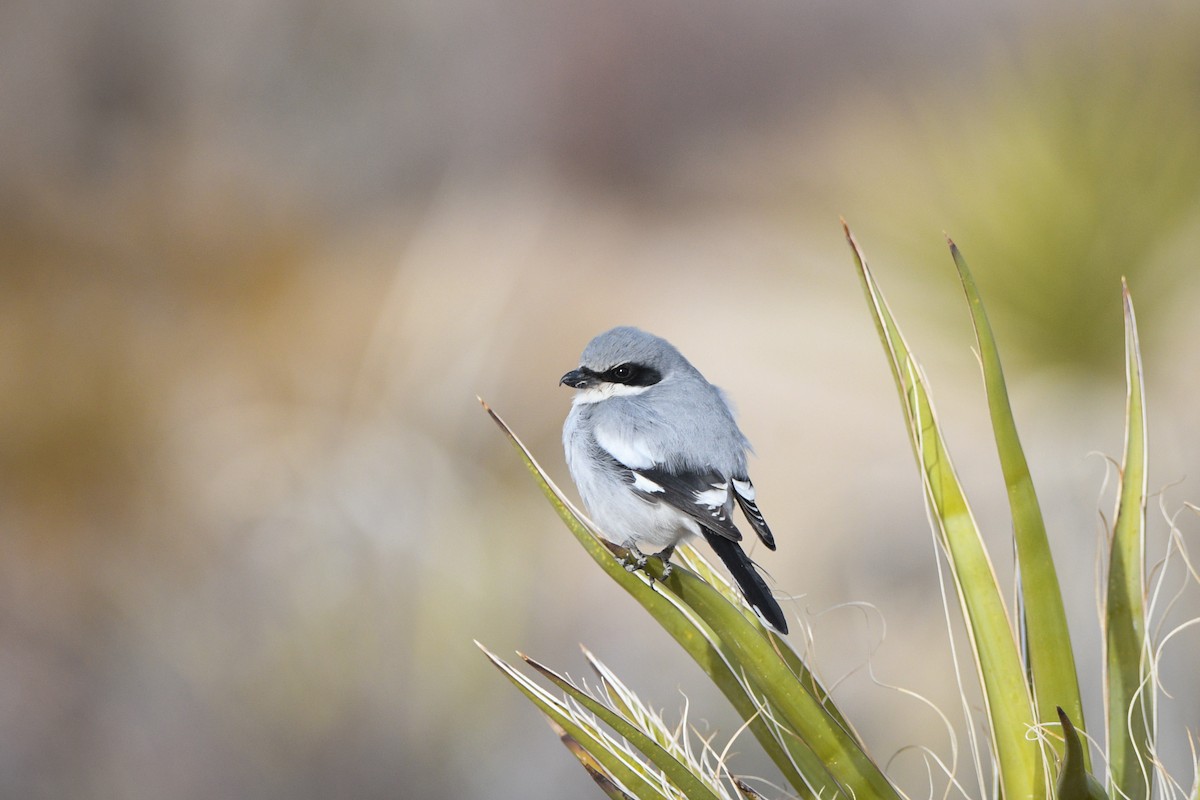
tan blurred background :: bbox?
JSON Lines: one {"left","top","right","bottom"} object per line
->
{"left": 3, "top": 1, "right": 1199, "bottom": 797}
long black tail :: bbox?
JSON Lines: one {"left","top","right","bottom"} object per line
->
{"left": 702, "top": 532, "right": 788, "bottom": 634}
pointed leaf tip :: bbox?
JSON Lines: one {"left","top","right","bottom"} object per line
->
{"left": 479, "top": 397, "right": 502, "bottom": 425}
{"left": 1057, "top": 707, "right": 1110, "bottom": 800}
{"left": 477, "top": 643, "right": 508, "bottom": 670}
{"left": 842, "top": 221, "right": 865, "bottom": 259}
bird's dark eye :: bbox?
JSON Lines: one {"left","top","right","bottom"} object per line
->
{"left": 601, "top": 361, "right": 661, "bottom": 387}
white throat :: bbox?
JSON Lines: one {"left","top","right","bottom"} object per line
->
{"left": 572, "top": 382, "right": 652, "bottom": 406}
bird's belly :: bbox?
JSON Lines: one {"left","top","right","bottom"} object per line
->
{"left": 581, "top": 486, "right": 698, "bottom": 551}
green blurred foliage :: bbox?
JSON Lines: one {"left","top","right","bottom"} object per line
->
{"left": 856, "top": 14, "right": 1200, "bottom": 371}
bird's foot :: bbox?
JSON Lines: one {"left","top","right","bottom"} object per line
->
{"left": 623, "top": 546, "right": 648, "bottom": 573}
{"left": 650, "top": 545, "right": 676, "bottom": 579}
{"left": 623, "top": 545, "right": 676, "bottom": 584}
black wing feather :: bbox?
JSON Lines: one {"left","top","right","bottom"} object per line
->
{"left": 624, "top": 465, "right": 743, "bottom": 543}
{"left": 732, "top": 477, "right": 776, "bottom": 550}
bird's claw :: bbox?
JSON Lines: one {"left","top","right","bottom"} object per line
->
{"left": 651, "top": 545, "right": 675, "bottom": 580}
{"left": 623, "top": 546, "right": 675, "bottom": 583}
{"left": 621, "top": 547, "right": 675, "bottom": 588}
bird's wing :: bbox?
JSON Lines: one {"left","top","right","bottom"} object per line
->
{"left": 593, "top": 425, "right": 743, "bottom": 543}
{"left": 629, "top": 465, "right": 743, "bottom": 543}
{"left": 731, "top": 476, "right": 776, "bottom": 550}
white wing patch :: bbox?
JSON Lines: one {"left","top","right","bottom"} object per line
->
{"left": 631, "top": 472, "right": 665, "bottom": 493}
{"left": 693, "top": 482, "right": 729, "bottom": 508}
{"left": 595, "top": 425, "right": 660, "bottom": 470}
{"left": 732, "top": 478, "right": 755, "bottom": 501}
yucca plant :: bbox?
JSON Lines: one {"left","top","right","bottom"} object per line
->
{"left": 477, "top": 223, "right": 1198, "bottom": 800}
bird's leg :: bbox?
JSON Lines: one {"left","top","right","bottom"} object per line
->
{"left": 649, "top": 544, "right": 675, "bottom": 579}
{"left": 623, "top": 544, "right": 649, "bottom": 573}
{"left": 623, "top": 544, "right": 674, "bottom": 582}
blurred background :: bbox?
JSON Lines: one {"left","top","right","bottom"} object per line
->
{"left": 2, "top": 0, "right": 1199, "bottom": 797}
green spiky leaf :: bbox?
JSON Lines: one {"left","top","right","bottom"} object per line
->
{"left": 552, "top": 721, "right": 639, "bottom": 800}
{"left": 845, "top": 223, "right": 1045, "bottom": 800}
{"left": 522, "top": 653, "right": 726, "bottom": 800}
{"left": 951, "top": 241, "right": 1088, "bottom": 769}
{"left": 479, "top": 643, "right": 670, "bottom": 798}
{"left": 1104, "top": 282, "right": 1154, "bottom": 800}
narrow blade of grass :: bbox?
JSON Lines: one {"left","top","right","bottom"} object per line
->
{"left": 1104, "top": 282, "right": 1153, "bottom": 800}
{"left": 522, "top": 654, "right": 727, "bottom": 800}
{"left": 552, "top": 721, "right": 639, "bottom": 800}
{"left": 479, "top": 644, "right": 670, "bottom": 799}
{"left": 480, "top": 400, "right": 835, "bottom": 797}
{"left": 951, "top": 241, "right": 1088, "bottom": 770}
{"left": 845, "top": 223, "right": 1044, "bottom": 800}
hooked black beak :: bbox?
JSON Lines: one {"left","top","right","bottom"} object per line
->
{"left": 560, "top": 368, "right": 596, "bottom": 389}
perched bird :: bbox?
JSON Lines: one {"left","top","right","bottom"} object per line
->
{"left": 560, "top": 326, "right": 788, "bottom": 633}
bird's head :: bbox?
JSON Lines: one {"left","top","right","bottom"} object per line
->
{"left": 560, "top": 326, "right": 677, "bottom": 403}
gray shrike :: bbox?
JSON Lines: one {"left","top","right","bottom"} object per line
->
{"left": 560, "top": 326, "right": 788, "bottom": 634}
